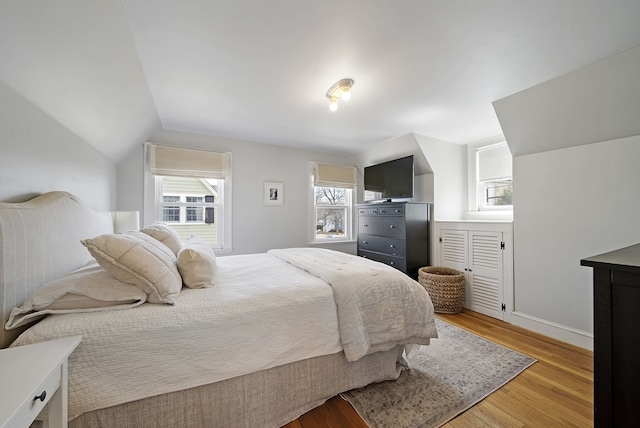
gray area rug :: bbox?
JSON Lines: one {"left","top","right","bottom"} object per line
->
{"left": 341, "top": 318, "right": 536, "bottom": 428}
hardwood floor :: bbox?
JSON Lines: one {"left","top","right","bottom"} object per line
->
{"left": 282, "top": 309, "right": 593, "bottom": 428}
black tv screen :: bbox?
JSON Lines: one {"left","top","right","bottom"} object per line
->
{"left": 364, "top": 155, "right": 414, "bottom": 202}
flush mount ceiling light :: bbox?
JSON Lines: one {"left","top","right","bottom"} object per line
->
{"left": 326, "top": 78, "right": 354, "bottom": 112}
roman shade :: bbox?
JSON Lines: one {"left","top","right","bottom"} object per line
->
{"left": 313, "top": 163, "right": 357, "bottom": 188}
{"left": 148, "top": 144, "right": 230, "bottom": 179}
{"left": 477, "top": 143, "right": 512, "bottom": 182}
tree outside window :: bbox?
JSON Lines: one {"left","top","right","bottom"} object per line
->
{"left": 315, "top": 187, "right": 350, "bottom": 239}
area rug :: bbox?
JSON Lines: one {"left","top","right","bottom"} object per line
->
{"left": 341, "top": 318, "right": 536, "bottom": 428}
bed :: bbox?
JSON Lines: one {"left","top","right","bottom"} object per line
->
{"left": 0, "top": 191, "right": 437, "bottom": 427}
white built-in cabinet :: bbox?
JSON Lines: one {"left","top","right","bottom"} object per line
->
{"left": 434, "top": 221, "right": 513, "bottom": 321}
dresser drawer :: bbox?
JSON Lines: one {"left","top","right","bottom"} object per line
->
{"left": 358, "top": 234, "right": 405, "bottom": 257}
{"left": 358, "top": 215, "right": 404, "bottom": 238}
{"left": 357, "top": 205, "right": 404, "bottom": 217}
{"left": 358, "top": 250, "right": 406, "bottom": 272}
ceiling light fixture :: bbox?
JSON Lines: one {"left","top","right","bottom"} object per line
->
{"left": 326, "top": 78, "right": 354, "bottom": 112}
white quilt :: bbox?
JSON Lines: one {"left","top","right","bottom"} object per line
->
{"left": 269, "top": 248, "right": 438, "bottom": 361}
{"left": 11, "top": 249, "right": 437, "bottom": 421}
{"left": 11, "top": 253, "right": 342, "bottom": 421}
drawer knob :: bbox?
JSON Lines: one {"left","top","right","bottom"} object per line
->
{"left": 34, "top": 391, "right": 47, "bottom": 403}
{"left": 389, "top": 244, "right": 395, "bottom": 248}
{"left": 362, "top": 240, "right": 368, "bottom": 244}
{"left": 389, "top": 225, "right": 395, "bottom": 229}
{"left": 390, "top": 261, "right": 395, "bottom": 265}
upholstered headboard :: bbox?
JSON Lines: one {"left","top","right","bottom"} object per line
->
{"left": 0, "top": 192, "right": 113, "bottom": 348}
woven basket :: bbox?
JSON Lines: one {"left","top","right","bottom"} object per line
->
{"left": 418, "top": 266, "right": 465, "bottom": 314}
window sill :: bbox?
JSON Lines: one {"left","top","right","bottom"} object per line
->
{"left": 463, "top": 210, "right": 513, "bottom": 221}
{"left": 310, "top": 239, "right": 356, "bottom": 246}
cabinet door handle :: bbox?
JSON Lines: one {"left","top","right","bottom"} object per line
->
{"left": 389, "top": 225, "right": 395, "bottom": 229}
{"left": 380, "top": 210, "right": 386, "bottom": 214}
{"left": 362, "top": 240, "right": 368, "bottom": 244}
{"left": 363, "top": 224, "right": 368, "bottom": 227}
{"left": 34, "top": 391, "right": 47, "bottom": 403}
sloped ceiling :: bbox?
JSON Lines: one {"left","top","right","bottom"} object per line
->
{"left": 1, "top": 1, "right": 639, "bottom": 162}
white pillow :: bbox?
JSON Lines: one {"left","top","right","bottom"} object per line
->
{"left": 177, "top": 236, "right": 217, "bottom": 289}
{"left": 140, "top": 222, "right": 183, "bottom": 255}
{"left": 5, "top": 262, "right": 147, "bottom": 330}
{"left": 82, "top": 231, "right": 182, "bottom": 304}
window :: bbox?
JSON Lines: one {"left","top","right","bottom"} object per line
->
{"left": 467, "top": 141, "right": 513, "bottom": 212}
{"left": 311, "top": 163, "right": 356, "bottom": 242}
{"left": 145, "top": 143, "right": 231, "bottom": 250}
{"left": 162, "top": 196, "right": 180, "bottom": 222}
{"left": 186, "top": 196, "right": 204, "bottom": 223}
{"left": 315, "top": 187, "right": 351, "bottom": 239}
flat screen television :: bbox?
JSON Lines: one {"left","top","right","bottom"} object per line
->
{"left": 363, "top": 155, "right": 414, "bottom": 202}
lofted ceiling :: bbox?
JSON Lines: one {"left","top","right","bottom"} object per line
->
{"left": 1, "top": 1, "right": 639, "bottom": 162}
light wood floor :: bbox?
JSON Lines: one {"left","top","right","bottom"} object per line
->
{"left": 283, "top": 309, "right": 594, "bottom": 428}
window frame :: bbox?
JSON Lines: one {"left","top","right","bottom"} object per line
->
{"left": 309, "top": 162, "right": 356, "bottom": 244}
{"left": 466, "top": 139, "right": 513, "bottom": 214}
{"left": 144, "top": 143, "right": 232, "bottom": 252}
{"left": 313, "top": 186, "right": 353, "bottom": 242}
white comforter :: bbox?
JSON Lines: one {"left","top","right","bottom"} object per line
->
{"left": 269, "top": 248, "right": 438, "bottom": 361}
{"left": 12, "top": 249, "right": 437, "bottom": 421}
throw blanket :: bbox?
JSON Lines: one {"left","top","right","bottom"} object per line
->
{"left": 269, "top": 248, "right": 438, "bottom": 361}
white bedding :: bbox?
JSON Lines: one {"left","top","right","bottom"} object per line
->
{"left": 11, "top": 249, "right": 437, "bottom": 422}
{"left": 269, "top": 248, "right": 438, "bottom": 361}
{"left": 12, "top": 253, "right": 343, "bottom": 421}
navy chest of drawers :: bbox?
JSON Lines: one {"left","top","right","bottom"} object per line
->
{"left": 356, "top": 202, "right": 430, "bottom": 279}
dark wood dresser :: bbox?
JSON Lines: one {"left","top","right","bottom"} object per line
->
{"left": 581, "top": 243, "right": 640, "bottom": 427}
{"left": 356, "top": 202, "right": 430, "bottom": 279}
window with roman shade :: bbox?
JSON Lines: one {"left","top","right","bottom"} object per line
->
{"left": 148, "top": 144, "right": 229, "bottom": 179}
{"left": 145, "top": 143, "right": 232, "bottom": 250}
{"left": 476, "top": 142, "right": 513, "bottom": 208}
{"left": 311, "top": 162, "right": 356, "bottom": 242}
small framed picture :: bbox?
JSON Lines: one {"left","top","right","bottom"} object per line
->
{"left": 264, "top": 182, "right": 283, "bottom": 206}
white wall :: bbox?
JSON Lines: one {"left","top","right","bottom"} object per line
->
{"left": 512, "top": 136, "right": 640, "bottom": 346}
{"left": 494, "top": 47, "right": 640, "bottom": 349}
{"left": 117, "top": 129, "right": 358, "bottom": 255}
{"left": 116, "top": 143, "right": 144, "bottom": 212}
{"left": 414, "top": 133, "right": 466, "bottom": 220}
{"left": 494, "top": 46, "right": 640, "bottom": 156}
{"left": 0, "top": 80, "right": 115, "bottom": 210}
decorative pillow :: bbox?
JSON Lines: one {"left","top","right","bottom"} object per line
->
{"left": 81, "top": 231, "right": 182, "bottom": 304}
{"left": 177, "top": 236, "right": 217, "bottom": 289}
{"left": 5, "top": 262, "right": 147, "bottom": 330}
{"left": 140, "top": 222, "right": 182, "bottom": 255}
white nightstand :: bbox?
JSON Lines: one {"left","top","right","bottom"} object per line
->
{"left": 0, "top": 336, "right": 81, "bottom": 428}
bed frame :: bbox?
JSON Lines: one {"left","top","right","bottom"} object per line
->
{"left": 0, "top": 192, "right": 403, "bottom": 427}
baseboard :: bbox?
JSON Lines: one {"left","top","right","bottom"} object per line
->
{"left": 510, "top": 312, "right": 593, "bottom": 351}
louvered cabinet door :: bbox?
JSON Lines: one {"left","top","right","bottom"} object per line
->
{"left": 439, "top": 230, "right": 469, "bottom": 306}
{"left": 439, "top": 229, "right": 505, "bottom": 320}
{"left": 468, "top": 231, "right": 504, "bottom": 319}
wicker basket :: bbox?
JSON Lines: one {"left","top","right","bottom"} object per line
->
{"left": 418, "top": 266, "right": 465, "bottom": 314}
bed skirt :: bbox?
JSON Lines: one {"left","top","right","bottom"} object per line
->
{"left": 69, "top": 346, "right": 405, "bottom": 428}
